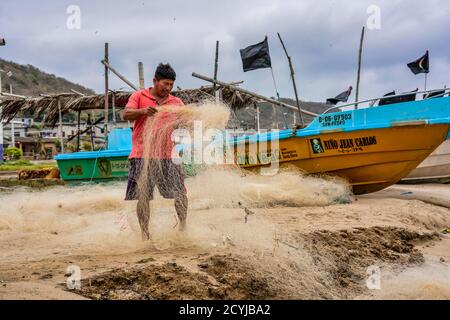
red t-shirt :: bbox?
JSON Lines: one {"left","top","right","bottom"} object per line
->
{"left": 125, "top": 88, "right": 184, "bottom": 159}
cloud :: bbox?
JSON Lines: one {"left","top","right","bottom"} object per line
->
{"left": 0, "top": 0, "right": 449, "bottom": 103}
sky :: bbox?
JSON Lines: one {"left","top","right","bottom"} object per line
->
{"left": 0, "top": 0, "right": 449, "bottom": 103}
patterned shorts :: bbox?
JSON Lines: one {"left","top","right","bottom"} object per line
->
{"left": 125, "top": 158, "right": 186, "bottom": 201}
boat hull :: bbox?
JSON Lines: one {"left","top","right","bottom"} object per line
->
{"left": 57, "top": 156, "right": 129, "bottom": 181}
{"left": 232, "top": 124, "right": 449, "bottom": 194}
{"left": 402, "top": 138, "right": 450, "bottom": 183}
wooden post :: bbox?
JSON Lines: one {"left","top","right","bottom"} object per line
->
{"left": 253, "top": 103, "right": 261, "bottom": 132}
{"left": 11, "top": 122, "right": 15, "bottom": 147}
{"left": 87, "top": 113, "right": 95, "bottom": 151}
{"left": 355, "top": 26, "right": 365, "bottom": 109}
{"left": 104, "top": 43, "right": 109, "bottom": 137}
{"left": 58, "top": 98, "right": 64, "bottom": 153}
{"left": 77, "top": 108, "right": 81, "bottom": 152}
{"left": 213, "top": 41, "right": 219, "bottom": 102}
{"left": 277, "top": 33, "right": 305, "bottom": 127}
{"left": 0, "top": 72, "right": 3, "bottom": 162}
{"left": 112, "top": 91, "right": 116, "bottom": 125}
{"left": 138, "top": 62, "right": 145, "bottom": 89}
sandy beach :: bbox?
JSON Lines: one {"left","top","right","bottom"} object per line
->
{"left": 0, "top": 169, "right": 448, "bottom": 300}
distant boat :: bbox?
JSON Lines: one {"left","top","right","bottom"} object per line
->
{"left": 402, "top": 138, "right": 450, "bottom": 183}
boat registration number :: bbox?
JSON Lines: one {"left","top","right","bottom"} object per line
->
{"left": 318, "top": 113, "right": 352, "bottom": 127}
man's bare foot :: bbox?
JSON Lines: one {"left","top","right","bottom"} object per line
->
{"left": 178, "top": 220, "right": 186, "bottom": 232}
{"left": 141, "top": 230, "right": 151, "bottom": 241}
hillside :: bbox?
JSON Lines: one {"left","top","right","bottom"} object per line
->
{"left": 0, "top": 59, "right": 95, "bottom": 97}
{"left": 233, "top": 98, "right": 328, "bottom": 129}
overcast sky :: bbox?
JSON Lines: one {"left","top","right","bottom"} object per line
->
{"left": 1, "top": 0, "right": 449, "bottom": 103}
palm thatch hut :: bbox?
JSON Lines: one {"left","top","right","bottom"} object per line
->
{"left": 0, "top": 85, "right": 258, "bottom": 127}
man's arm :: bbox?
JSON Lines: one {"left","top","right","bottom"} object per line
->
{"left": 122, "top": 91, "right": 157, "bottom": 121}
{"left": 123, "top": 107, "right": 157, "bottom": 120}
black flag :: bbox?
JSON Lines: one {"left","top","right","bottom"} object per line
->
{"left": 326, "top": 86, "right": 353, "bottom": 105}
{"left": 240, "top": 36, "right": 272, "bottom": 72}
{"left": 407, "top": 51, "right": 429, "bottom": 75}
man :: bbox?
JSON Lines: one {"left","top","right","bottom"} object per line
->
{"left": 123, "top": 63, "right": 187, "bottom": 241}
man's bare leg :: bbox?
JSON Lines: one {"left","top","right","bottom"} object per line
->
{"left": 137, "top": 198, "right": 150, "bottom": 240}
{"left": 174, "top": 193, "right": 188, "bottom": 231}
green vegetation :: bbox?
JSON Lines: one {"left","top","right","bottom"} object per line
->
{"left": 82, "top": 141, "right": 93, "bottom": 151}
{"left": 0, "top": 178, "right": 64, "bottom": 189}
{"left": 0, "top": 159, "right": 57, "bottom": 171}
{"left": 4, "top": 147, "right": 22, "bottom": 160}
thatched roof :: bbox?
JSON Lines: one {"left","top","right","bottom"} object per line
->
{"left": 0, "top": 85, "right": 258, "bottom": 126}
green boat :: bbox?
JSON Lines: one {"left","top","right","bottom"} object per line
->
{"left": 54, "top": 128, "right": 131, "bottom": 181}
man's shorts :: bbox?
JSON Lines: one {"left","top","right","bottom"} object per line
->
{"left": 125, "top": 158, "right": 186, "bottom": 201}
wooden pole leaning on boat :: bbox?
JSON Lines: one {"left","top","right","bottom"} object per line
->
{"left": 213, "top": 40, "right": 219, "bottom": 103}
{"left": 277, "top": 32, "right": 305, "bottom": 128}
{"left": 355, "top": 26, "right": 365, "bottom": 109}
{"left": 191, "top": 72, "right": 318, "bottom": 118}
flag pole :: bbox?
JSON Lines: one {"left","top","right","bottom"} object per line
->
{"left": 355, "top": 26, "right": 365, "bottom": 109}
{"left": 277, "top": 32, "right": 305, "bottom": 128}
{"left": 269, "top": 67, "right": 280, "bottom": 100}
{"left": 424, "top": 73, "right": 428, "bottom": 91}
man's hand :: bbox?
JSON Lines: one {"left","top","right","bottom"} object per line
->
{"left": 141, "top": 106, "right": 158, "bottom": 117}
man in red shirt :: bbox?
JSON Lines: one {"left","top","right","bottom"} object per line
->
{"left": 123, "top": 63, "right": 187, "bottom": 241}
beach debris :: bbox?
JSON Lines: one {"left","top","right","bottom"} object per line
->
{"left": 18, "top": 168, "right": 60, "bottom": 180}
{"left": 442, "top": 228, "right": 450, "bottom": 234}
{"left": 222, "top": 235, "right": 235, "bottom": 247}
{"left": 334, "top": 197, "right": 352, "bottom": 204}
{"left": 273, "top": 232, "right": 299, "bottom": 251}
{"left": 238, "top": 201, "right": 255, "bottom": 223}
{"left": 137, "top": 257, "right": 155, "bottom": 264}
{"left": 401, "top": 191, "right": 413, "bottom": 195}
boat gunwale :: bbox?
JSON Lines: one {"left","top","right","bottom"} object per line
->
{"left": 229, "top": 96, "right": 450, "bottom": 146}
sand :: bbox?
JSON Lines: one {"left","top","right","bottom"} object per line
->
{"left": 0, "top": 171, "right": 449, "bottom": 300}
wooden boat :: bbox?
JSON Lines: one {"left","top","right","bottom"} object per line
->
{"left": 229, "top": 94, "right": 450, "bottom": 194}
{"left": 54, "top": 128, "right": 131, "bottom": 181}
{"left": 402, "top": 138, "right": 450, "bottom": 183}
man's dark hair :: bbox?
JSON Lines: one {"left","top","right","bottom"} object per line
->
{"left": 154, "top": 63, "right": 176, "bottom": 81}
